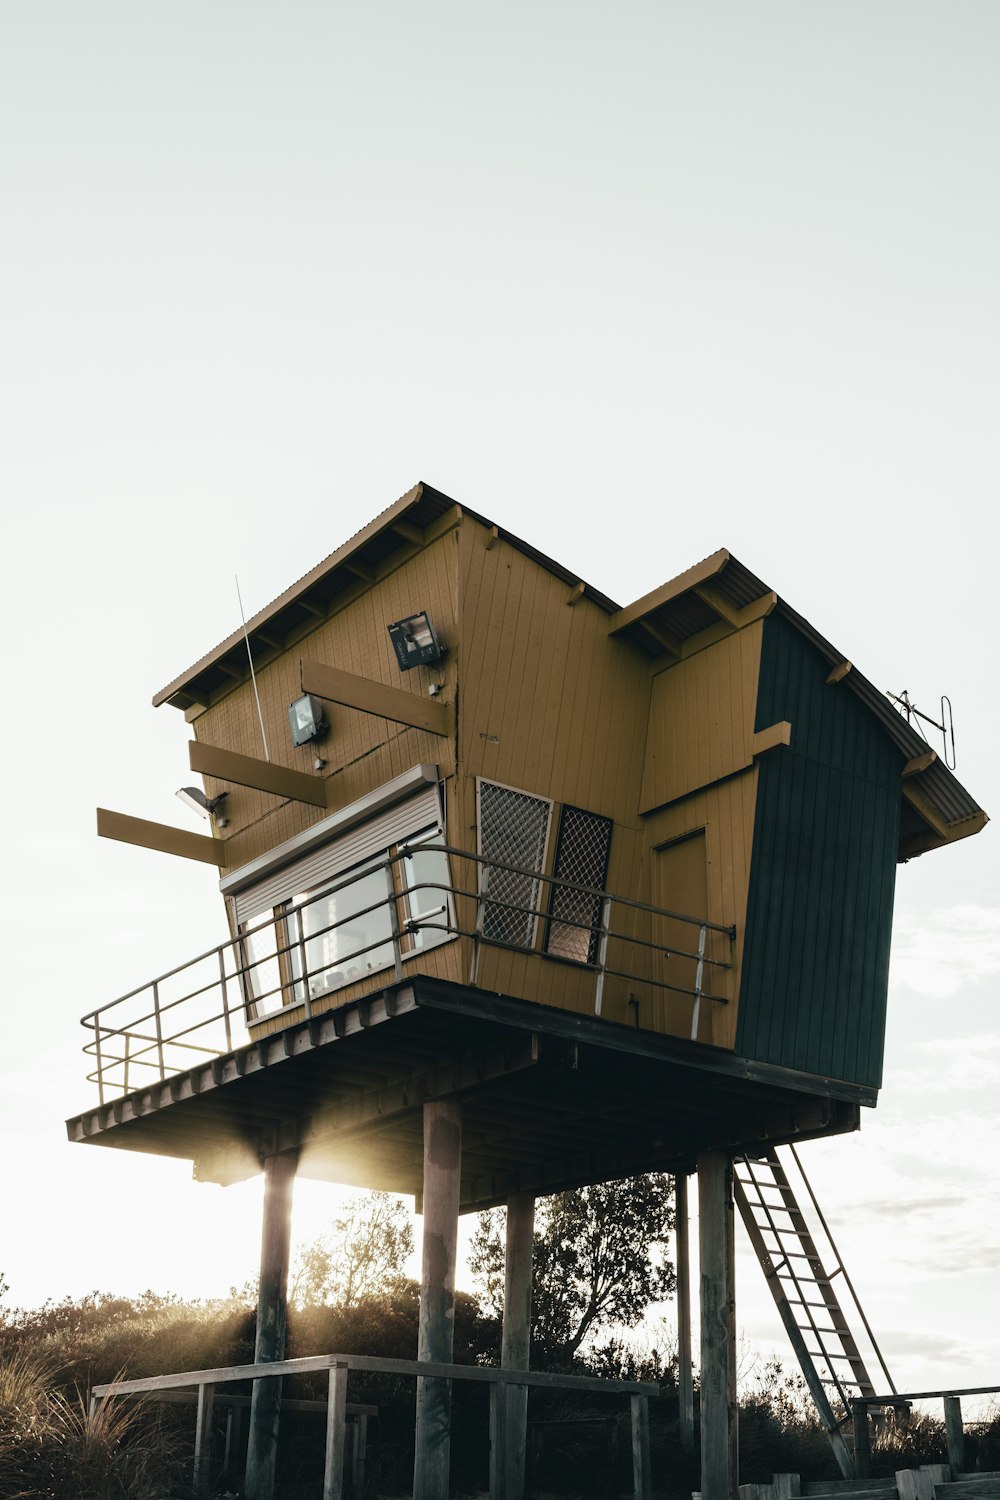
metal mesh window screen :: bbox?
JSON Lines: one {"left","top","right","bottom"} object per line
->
{"left": 478, "top": 781, "right": 552, "bottom": 949}
{"left": 545, "top": 807, "right": 613, "bottom": 964}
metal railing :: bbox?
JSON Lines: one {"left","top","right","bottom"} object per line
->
{"left": 851, "top": 1383, "right": 1000, "bottom": 1477}
{"left": 81, "top": 842, "right": 735, "bottom": 1102}
{"left": 92, "top": 1350, "right": 658, "bottom": 1500}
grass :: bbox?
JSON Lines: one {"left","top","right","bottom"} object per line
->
{"left": 0, "top": 1347, "right": 188, "bottom": 1499}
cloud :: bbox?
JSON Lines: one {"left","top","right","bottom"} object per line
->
{"left": 891, "top": 904, "right": 1000, "bottom": 998}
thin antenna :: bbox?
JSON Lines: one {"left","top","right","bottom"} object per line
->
{"left": 885, "top": 687, "right": 957, "bottom": 769}
{"left": 236, "top": 574, "right": 271, "bottom": 763}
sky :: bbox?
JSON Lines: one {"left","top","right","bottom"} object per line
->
{"left": 1, "top": 0, "right": 998, "bottom": 1413}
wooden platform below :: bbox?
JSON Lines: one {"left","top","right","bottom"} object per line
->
{"left": 65, "top": 978, "right": 866, "bottom": 1209}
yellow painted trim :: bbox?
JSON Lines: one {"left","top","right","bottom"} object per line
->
{"left": 96, "top": 808, "right": 227, "bottom": 867}
{"left": 301, "top": 659, "right": 454, "bottom": 737}
{"left": 826, "top": 660, "right": 852, "bottom": 685}
{"left": 902, "top": 749, "right": 937, "bottom": 778}
{"left": 607, "top": 550, "right": 731, "bottom": 636}
{"left": 189, "top": 741, "right": 328, "bottom": 807}
{"left": 752, "top": 721, "right": 792, "bottom": 756}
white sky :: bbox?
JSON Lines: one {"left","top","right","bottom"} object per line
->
{"left": 1, "top": 0, "right": 998, "bottom": 1406}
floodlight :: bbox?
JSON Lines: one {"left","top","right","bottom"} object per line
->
{"left": 288, "top": 693, "right": 328, "bottom": 747}
{"left": 387, "top": 611, "right": 443, "bottom": 670}
{"left": 176, "top": 786, "right": 228, "bottom": 821}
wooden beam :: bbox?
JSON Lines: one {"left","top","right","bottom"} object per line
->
{"left": 343, "top": 558, "right": 375, "bottom": 584}
{"left": 301, "top": 660, "right": 454, "bottom": 738}
{"left": 393, "top": 518, "right": 425, "bottom": 546}
{"left": 752, "top": 721, "right": 792, "bottom": 756}
{"left": 692, "top": 584, "right": 777, "bottom": 630}
{"left": 826, "top": 660, "right": 852, "bottom": 685}
{"left": 902, "top": 748, "right": 937, "bottom": 778}
{"left": 190, "top": 741, "right": 328, "bottom": 807}
{"left": 566, "top": 581, "right": 586, "bottom": 606}
{"left": 96, "top": 808, "right": 227, "bottom": 867}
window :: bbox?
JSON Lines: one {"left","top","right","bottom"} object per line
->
{"left": 545, "top": 805, "right": 613, "bottom": 964}
{"left": 232, "top": 784, "right": 452, "bottom": 1016}
{"left": 477, "top": 780, "right": 553, "bottom": 949}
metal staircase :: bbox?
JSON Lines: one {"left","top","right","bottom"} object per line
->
{"left": 735, "top": 1145, "right": 897, "bottom": 1478}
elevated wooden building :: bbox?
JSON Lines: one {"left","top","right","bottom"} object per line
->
{"left": 68, "top": 483, "right": 986, "bottom": 1499}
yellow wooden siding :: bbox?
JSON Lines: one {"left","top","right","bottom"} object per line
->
{"left": 640, "top": 765, "right": 758, "bottom": 1050}
{"left": 194, "top": 531, "right": 460, "bottom": 874}
{"left": 639, "top": 622, "right": 763, "bottom": 814}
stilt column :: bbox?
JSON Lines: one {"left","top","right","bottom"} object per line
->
{"left": 697, "top": 1151, "right": 737, "bottom": 1500}
{"left": 414, "top": 1099, "right": 463, "bottom": 1500}
{"left": 245, "top": 1151, "right": 297, "bottom": 1500}
{"left": 675, "top": 1173, "right": 695, "bottom": 1452}
{"left": 499, "top": 1192, "right": 534, "bottom": 1500}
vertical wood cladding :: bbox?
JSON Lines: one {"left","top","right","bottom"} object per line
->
{"left": 640, "top": 624, "right": 764, "bottom": 812}
{"left": 736, "top": 614, "right": 902, "bottom": 1087}
{"left": 455, "top": 520, "right": 653, "bottom": 1024}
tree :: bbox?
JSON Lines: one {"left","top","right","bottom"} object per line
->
{"left": 470, "top": 1174, "right": 675, "bottom": 1360}
{"left": 290, "top": 1191, "right": 415, "bottom": 1309}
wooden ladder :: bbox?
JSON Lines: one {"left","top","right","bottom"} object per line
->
{"left": 734, "top": 1145, "right": 897, "bottom": 1479}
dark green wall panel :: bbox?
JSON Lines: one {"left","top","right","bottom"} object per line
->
{"left": 736, "top": 615, "right": 901, "bottom": 1088}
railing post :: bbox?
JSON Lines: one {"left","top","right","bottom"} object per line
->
{"left": 323, "top": 1361, "right": 349, "bottom": 1500}
{"left": 689, "top": 922, "right": 708, "bottom": 1040}
{"left": 943, "top": 1394, "right": 965, "bottom": 1474}
{"left": 852, "top": 1400, "right": 871, "bottom": 1479}
{"left": 630, "top": 1392, "right": 652, "bottom": 1500}
{"left": 152, "top": 979, "right": 166, "bottom": 1080}
{"left": 387, "top": 860, "right": 405, "bottom": 984}
{"left": 193, "top": 1382, "right": 216, "bottom": 1496}
{"left": 94, "top": 1023, "right": 105, "bottom": 1105}
{"left": 594, "top": 895, "right": 613, "bottom": 1015}
{"left": 471, "top": 864, "right": 491, "bottom": 985}
{"left": 122, "top": 1032, "right": 131, "bottom": 1097}
{"left": 219, "top": 946, "right": 233, "bottom": 1051}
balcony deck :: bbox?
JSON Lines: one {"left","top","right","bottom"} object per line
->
{"left": 65, "top": 849, "right": 868, "bottom": 1207}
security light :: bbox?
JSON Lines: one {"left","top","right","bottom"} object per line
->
{"left": 387, "top": 611, "right": 443, "bottom": 670}
{"left": 176, "top": 787, "right": 228, "bottom": 821}
{"left": 288, "top": 692, "right": 328, "bottom": 747}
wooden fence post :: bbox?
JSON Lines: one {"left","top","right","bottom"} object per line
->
{"left": 193, "top": 1382, "right": 216, "bottom": 1495}
{"left": 852, "top": 1401, "right": 871, "bottom": 1479}
{"left": 943, "top": 1395, "right": 965, "bottom": 1474}
{"left": 323, "top": 1362, "right": 349, "bottom": 1500}
{"left": 630, "top": 1393, "right": 652, "bottom": 1500}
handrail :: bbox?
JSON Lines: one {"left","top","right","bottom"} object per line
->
{"left": 92, "top": 1349, "right": 658, "bottom": 1500}
{"left": 80, "top": 841, "right": 735, "bottom": 1102}
{"left": 851, "top": 1382, "right": 1000, "bottom": 1479}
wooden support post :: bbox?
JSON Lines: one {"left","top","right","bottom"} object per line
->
{"left": 193, "top": 1382, "right": 215, "bottom": 1496}
{"left": 675, "top": 1173, "right": 695, "bottom": 1452}
{"left": 943, "top": 1395, "right": 965, "bottom": 1474}
{"left": 500, "top": 1192, "right": 535, "bottom": 1500}
{"left": 631, "top": 1393, "right": 652, "bottom": 1500}
{"left": 245, "top": 1151, "right": 297, "bottom": 1500}
{"left": 323, "top": 1362, "right": 349, "bottom": 1500}
{"left": 698, "top": 1151, "right": 737, "bottom": 1500}
{"left": 414, "top": 1100, "right": 463, "bottom": 1500}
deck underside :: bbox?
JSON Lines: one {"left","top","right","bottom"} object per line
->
{"left": 66, "top": 979, "right": 867, "bottom": 1211}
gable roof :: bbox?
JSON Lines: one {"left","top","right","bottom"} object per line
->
{"left": 152, "top": 481, "right": 986, "bottom": 859}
